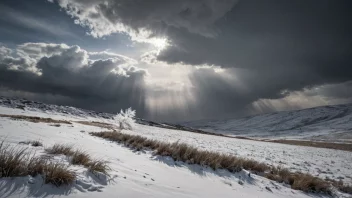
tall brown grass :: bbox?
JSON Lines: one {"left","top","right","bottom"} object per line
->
{"left": 44, "top": 163, "right": 75, "bottom": 187}
{"left": 46, "top": 144, "right": 110, "bottom": 175}
{"left": 0, "top": 114, "right": 71, "bottom": 124}
{"left": 0, "top": 141, "right": 75, "bottom": 186}
{"left": 46, "top": 144, "right": 74, "bottom": 156}
{"left": 90, "top": 131, "right": 352, "bottom": 195}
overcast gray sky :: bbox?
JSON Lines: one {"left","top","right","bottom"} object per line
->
{"left": 0, "top": 0, "right": 351, "bottom": 122}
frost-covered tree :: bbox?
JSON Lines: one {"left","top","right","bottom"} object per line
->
{"left": 114, "top": 108, "right": 136, "bottom": 130}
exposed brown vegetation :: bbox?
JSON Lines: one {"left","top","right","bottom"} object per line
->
{"left": 0, "top": 114, "right": 71, "bottom": 124}
{"left": 90, "top": 131, "right": 352, "bottom": 195}
{"left": 46, "top": 144, "right": 74, "bottom": 156}
{"left": 1, "top": 110, "right": 350, "bottom": 154}
{"left": 142, "top": 121, "right": 352, "bottom": 152}
{"left": 75, "top": 121, "right": 115, "bottom": 129}
{"left": 267, "top": 167, "right": 331, "bottom": 193}
{"left": 291, "top": 174, "right": 331, "bottom": 193}
{"left": 46, "top": 144, "right": 110, "bottom": 175}
{"left": 265, "top": 139, "right": 352, "bottom": 152}
{"left": 87, "top": 160, "right": 110, "bottom": 175}
{"left": 71, "top": 150, "right": 90, "bottom": 165}
{"left": 3, "top": 113, "right": 349, "bottom": 152}
{"left": 19, "top": 140, "right": 43, "bottom": 147}
{"left": 43, "top": 163, "right": 76, "bottom": 187}
{"left": 50, "top": 124, "right": 61, "bottom": 127}
{"left": 0, "top": 141, "right": 75, "bottom": 186}
{"left": 332, "top": 180, "right": 352, "bottom": 194}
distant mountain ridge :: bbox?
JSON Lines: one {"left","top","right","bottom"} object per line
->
{"left": 183, "top": 103, "right": 352, "bottom": 142}
{"left": 1, "top": 96, "right": 351, "bottom": 142}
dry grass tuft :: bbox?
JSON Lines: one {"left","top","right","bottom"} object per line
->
{"left": 71, "top": 150, "right": 91, "bottom": 165}
{"left": 19, "top": 140, "right": 43, "bottom": 147}
{"left": 44, "top": 163, "right": 76, "bottom": 187}
{"left": 267, "top": 167, "right": 336, "bottom": 194}
{"left": 0, "top": 143, "right": 29, "bottom": 177}
{"left": 291, "top": 174, "right": 331, "bottom": 194}
{"left": 0, "top": 141, "right": 76, "bottom": 186}
{"left": 90, "top": 131, "right": 352, "bottom": 195}
{"left": 46, "top": 144, "right": 74, "bottom": 156}
{"left": 87, "top": 159, "right": 111, "bottom": 175}
{"left": 268, "top": 139, "right": 352, "bottom": 152}
{"left": 332, "top": 180, "right": 352, "bottom": 194}
{"left": 46, "top": 144, "right": 110, "bottom": 175}
{"left": 75, "top": 121, "right": 115, "bottom": 130}
{"left": 0, "top": 114, "right": 71, "bottom": 124}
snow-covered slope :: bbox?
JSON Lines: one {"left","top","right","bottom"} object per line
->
{"left": 0, "top": 96, "right": 115, "bottom": 120}
{"left": 125, "top": 123, "right": 352, "bottom": 185}
{"left": 183, "top": 104, "right": 352, "bottom": 142}
{"left": 0, "top": 105, "right": 324, "bottom": 198}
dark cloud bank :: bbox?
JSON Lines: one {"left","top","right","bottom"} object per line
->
{"left": 1, "top": 0, "right": 352, "bottom": 122}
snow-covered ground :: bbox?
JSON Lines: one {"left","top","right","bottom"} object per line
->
{"left": 0, "top": 107, "right": 323, "bottom": 198}
{"left": 0, "top": 98, "right": 351, "bottom": 197}
{"left": 183, "top": 103, "right": 352, "bottom": 142}
{"left": 2, "top": 96, "right": 352, "bottom": 143}
{"left": 125, "top": 124, "right": 352, "bottom": 185}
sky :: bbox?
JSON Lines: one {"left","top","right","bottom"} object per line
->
{"left": 0, "top": 0, "right": 351, "bottom": 122}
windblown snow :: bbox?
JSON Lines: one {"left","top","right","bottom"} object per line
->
{"left": 0, "top": 97, "right": 351, "bottom": 198}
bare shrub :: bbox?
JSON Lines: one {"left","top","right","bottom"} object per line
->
{"left": 114, "top": 108, "right": 136, "bottom": 130}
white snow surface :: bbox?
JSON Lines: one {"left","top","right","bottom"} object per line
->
{"left": 126, "top": 124, "right": 352, "bottom": 185}
{"left": 0, "top": 99, "right": 351, "bottom": 197}
{"left": 0, "top": 107, "right": 326, "bottom": 198}
{"left": 183, "top": 104, "right": 352, "bottom": 142}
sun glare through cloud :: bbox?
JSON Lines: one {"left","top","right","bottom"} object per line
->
{"left": 149, "top": 37, "right": 169, "bottom": 51}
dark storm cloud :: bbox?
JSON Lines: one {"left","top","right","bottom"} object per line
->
{"left": 56, "top": 0, "right": 237, "bottom": 38}
{"left": 1, "top": 0, "right": 352, "bottom": 121}
{"left": 56, "top": 0, "right": 352, "bottom": 120}
{"left": 303, "top": 81, "right": 352, "bottom": 100}
{"left": 158, "top": 0, "right": 352, "bottom": 92}
{"left": 0, "top": 43, "right": 147, "bottom": 115}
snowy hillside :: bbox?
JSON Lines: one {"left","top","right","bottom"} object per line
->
{"left": 0, "top": 97, "right": 352, "bottom": 197}
{"left": 183, "top": 104, "right": 352, "bottom": 142}
{"left": 0, "top": 96, "right": 115, "bottom": 120}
